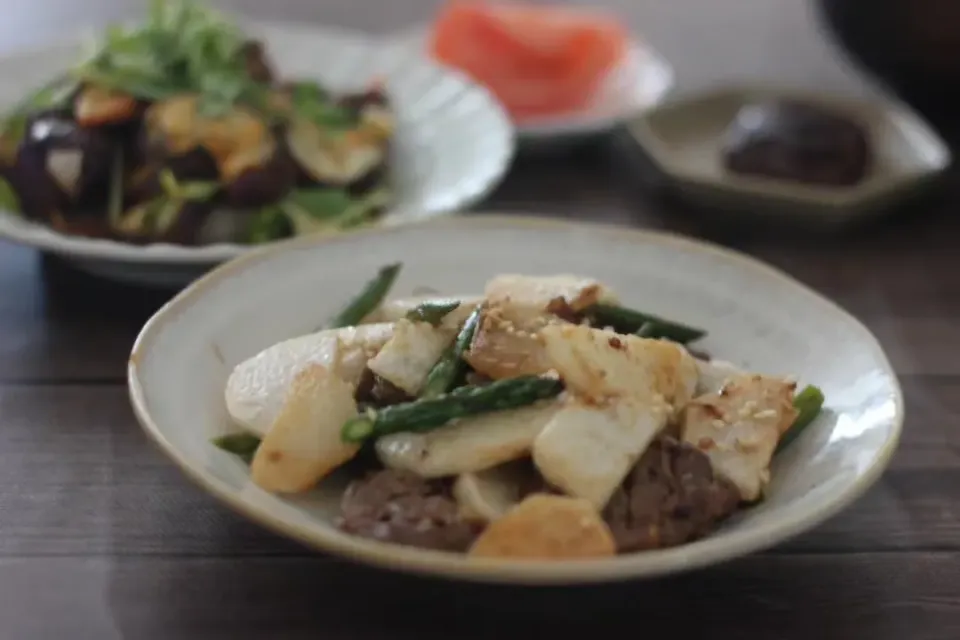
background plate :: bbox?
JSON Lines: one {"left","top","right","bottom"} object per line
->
{"left": 0, "top": 21, "right": 515, "bottom": 286}
{"left": 384, "top": 25, "right": 674, "bottom": 141}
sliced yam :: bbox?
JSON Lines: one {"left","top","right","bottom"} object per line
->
{"left": 680, "top": 374, "right": 799, "bottom": 501}
{"left": 375, "top": 401, "right": 560, "bottom": 478}
{"left": 540, "top": 323, "right": 698, "bottom": 406}
{"left": 250, "top": 364, "right": 360, "bottom": 493}
{"left": 468, "top": 494, "right": 616, "bottom": 559}
{"left": 453, "top": 461, "right": 530, "bottom": 523}
{"left": 464, "top": 301, "right": 562, "bottom": 380}
{"left": 695, "top": 358, "right": 743, "bottom": 396}
{"left": 531, "top": 395, "right": 668, "bottom": 509}
{"left": 484, "top": 274, "right": 617, "bottom": 312}
{"left": 224, "top": 323, "right": 394, "bottom": 435}
{"left": 366, "top": 319, "right": 456, "bottom": 395}
{"left": 363, "top": 295, "right": 482, "bottom": 329}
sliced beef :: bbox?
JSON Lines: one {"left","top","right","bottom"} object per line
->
{"left": 338, "top": 469, "right": 480, "bottom": 552}
{"left": 545, "top": 296, "right": 583, "bottom": 324}
{"left": 603, "top": 436, "right": 740, "bottom": 552}
{"left": 354, "top": 368, "right": 413, "bottom": 408}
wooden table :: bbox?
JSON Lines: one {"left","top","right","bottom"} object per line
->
{"left": 2, "top": 1, "right": 959, "bottom": 638}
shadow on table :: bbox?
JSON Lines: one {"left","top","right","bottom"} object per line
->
{"left": 101, "top": 545, "right": 912, "bottom": 640}
{"left": 38, "top": 254, "right": 177, "bottom": 324}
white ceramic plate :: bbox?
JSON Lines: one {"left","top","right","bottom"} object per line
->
{"left": 385, "top": 26, "right": 674, "bottom": 141}
{"left": 129, "top": 215, "right": 902, "bottom": 585}
{"left": 0, "top": 22, "right": 514, "bottom": 287}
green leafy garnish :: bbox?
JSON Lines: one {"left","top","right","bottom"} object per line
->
{"left": 114, "top": 168, "right": 218, "bottom": 236}
{"left": 246, "top": 204, "right": 292, "bottom": 244}
{"left": 278, "top": 187, "right": 390, "bottom": 236}
{"left": 115, "top": 196, "right": 183, "bottom": 236}
{"left": 288, "top": 81, "right": 355, "bottom": 130}
{"left": 157, "top": 168, "right": 219, "bottom": 202}
{"left": 0, "top": 176, "right": 21, "bottom": 214}
{"left": 284, "top": 188, "right": 356, "bottom": 220}
{"left": 76, "top": 0, "right": 264, "bottom": 115}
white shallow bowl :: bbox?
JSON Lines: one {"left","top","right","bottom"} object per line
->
{"left": 129, "top": 216, "right": 902, "bottom": 585}
{"left": 385, "top": 26, "right": 674, "bottom": 141}
{"left": 0, "top": 22, "right": 514, "bottom": 287}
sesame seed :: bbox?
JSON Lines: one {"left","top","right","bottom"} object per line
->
{"left": 753, "top": 409, "right": 777, "bottom": 419}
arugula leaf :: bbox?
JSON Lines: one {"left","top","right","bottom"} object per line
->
{"left": 284, "top": 188, "right": 355, "bottom": 220}
{"left": 288, "top": 81, "right": 356, "bottom": 130}
{"left": 0, "top": 176, "right": 21, "bottom": 214}
{"left": 333, "top": 188, "right": 391, "bottom": 229}
{"left": 279, "top": 187, "right": 391, "bottom": 236}
{"left": 246, "top": 205, "right": 292, "bottom": 244}
{"left": 157, "top": 168, "right": 219, "bottom": 201}
{"left": 80, "top": 0, "right": 261, "bottom": 110}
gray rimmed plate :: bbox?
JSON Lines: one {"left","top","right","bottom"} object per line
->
{"left": 128, "top": 215, "right": 902, "bottom": 585}
{"left": 624, "top": 86, "right": 950, "bottom": 227}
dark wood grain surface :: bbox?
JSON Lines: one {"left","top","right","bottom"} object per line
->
{"left": 2, "top": 1, "right": 959, "bottom": 638}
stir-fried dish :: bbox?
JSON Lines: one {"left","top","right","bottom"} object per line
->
{"left": 0, "top": 0, "right": 393, "bottom": 245}
{"left": 216, "top": 264, "right": 825, "bottom": 559}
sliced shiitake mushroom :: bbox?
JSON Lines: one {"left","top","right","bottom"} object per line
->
{"left": 144, "top": 95, "right": 274, "bottom": 183}
{"left": 223, "top": 143, "right": 296, "bottom": 208}
{"left": 285, "top": 116, "right": 390, "bottom": 189}
{"left": 13, "top": 109, "right": 116, "bottom": 215}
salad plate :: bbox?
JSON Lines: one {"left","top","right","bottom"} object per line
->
{"left": 129, "top": 215, "right": 902, "bottom": 584}
{"left": 0, "top": 7, "right": 514, "bottom": 287}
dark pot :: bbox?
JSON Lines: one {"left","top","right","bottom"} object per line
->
{"left": 816, "top": 0, "right": 960, "bottom": 124}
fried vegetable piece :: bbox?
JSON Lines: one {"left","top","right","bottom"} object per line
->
{"left": 469, "top": 494, "right": 616, "bottom": 559}
{"left": 250, "top": 363, "right": 360, "bottom": 493}
{"left": 532, "top": 395, "right": 668, "bottom": 509}
{"left": 680, "top": 373, "right": 798, "bottom": 501}
{"left": 375, "top": 401, "right": 561, "bottom": 477}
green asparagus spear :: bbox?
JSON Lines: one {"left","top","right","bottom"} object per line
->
{"left": 584, "top": 303, "right": 707, "bottom": 344}
{"left": 775, "top": 385, "right": 825, "bottom": 455}
{"left": 404, "top": 300, "right": 460, "bottom": 326}
{"left": 341, "top": 375, "right": 563, "bottom": 443}
{"left": 327, "top": 263, "right": 402, "bottom": 328}
{"left": 419, "top": 303, "right": 483, "bottom": 398}
{"left": 212, "top": 433, "right": 262, "bottom": 463}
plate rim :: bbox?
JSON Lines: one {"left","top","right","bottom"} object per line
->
{"left": 127, "top": 214, "right": 904, "bottom": 585}
{"left": 0, "top": 20, "right": 515, "bottom": 265}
